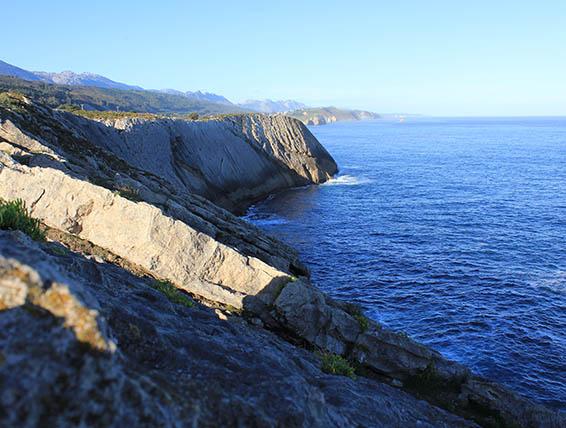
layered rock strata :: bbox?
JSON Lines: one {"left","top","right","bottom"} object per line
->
{"left": 0, "top": 231, "right": 479, "bottom": 427}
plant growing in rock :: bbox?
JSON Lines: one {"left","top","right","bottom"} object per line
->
{"left": 352, "top": 311, "right": 370, "bottom": 333}
{"left": 151, "top": 279, "right": 194, "bottom": 308}
{"left": 319, "top": 353, "right": 356, "bottom": 379}
{"left": 0, "top": 199, "right": 46, "bottom": 241}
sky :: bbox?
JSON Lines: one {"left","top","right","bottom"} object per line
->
{"left": 2, "top": 0, "right": 566, "bottom": 116}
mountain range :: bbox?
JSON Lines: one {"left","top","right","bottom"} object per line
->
{"left": 0, "top": 59, "right": 379, "bottom": 122}
{"left": 0, "top": 59, "right": 292, "bottom": 110}
{"left": 0, "top": 60, "right": 229, "bottom": 103}
{"left": 238, "top": 99, "right": 307, "bottom": 113}
{"left": 152, "top": 88, "right": 233, "bottom": 105}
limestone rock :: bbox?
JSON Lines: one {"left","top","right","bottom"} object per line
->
{"left": 0, "top": 156, "right": 290, "bottom": 310}
{"left": 0, "top": 231, "right": 479, "bottom": 427}
{"left": 273, "top": 279, "right": 469, "bottom": 381}
{"left": 0, "top": 93, "right": 308, "bottom": 275}
{"left": 59, "top": 108, "right": 338, "bottom": 212}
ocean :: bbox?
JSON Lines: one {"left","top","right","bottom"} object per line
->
{"left": 244, "top": 117, "right": 566, "bottom": 410}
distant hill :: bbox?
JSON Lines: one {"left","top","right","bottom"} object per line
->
{"left": 0, "top": 59, "right": 42, "bottom": 81}
{"left": 287, "top": 107, "right": 380, "bottom": 125}
{"left": 0, "top": 76, "right": 245, "bottom": 115}
{"left": 34, "top": 70, "right": 143, "bottom": 91}
{"left": 238, "top": 99, "right": 307, "bottom": 113}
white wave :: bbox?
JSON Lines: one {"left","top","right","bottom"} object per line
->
{"left": 532, "top": 270, "right": 566, "bottom": 291}
{"left": 250, "top": 217, "right": 289, "bottom": 226}
{"left": 242, "top": 211, "right": 289, "bottom": 226}
{"left": 322, "top": 174, "right": 374, "bottom": 186}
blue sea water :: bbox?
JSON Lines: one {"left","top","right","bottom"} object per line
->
{"left": 244, "top": 117, "right": 566, "bottom": 410}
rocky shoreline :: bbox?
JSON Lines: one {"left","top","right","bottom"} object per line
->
{"left": 0, "top": 93, "right": 564, "bottom": 427}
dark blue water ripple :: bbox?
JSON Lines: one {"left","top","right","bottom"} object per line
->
{"left": 244, "top": 117, "right": 566, "bottom": 410}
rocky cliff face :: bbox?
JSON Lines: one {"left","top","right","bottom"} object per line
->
{"left": 0, "top": 93, "right": 563, "bottom": 427}
{"left": 30, "top": 106, "right": 338, "bottom": 212}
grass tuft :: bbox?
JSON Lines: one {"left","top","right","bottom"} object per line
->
{"left": 353, "top": 312, "right": 370, "bottom": 333}
{"left": 319, "top": 352, "right": 356, "bottom": 378}
{"left": 151, "top": 279, "right": 194, "bottom": 308}
{"left": 0, "top": 199, "right": 46, "bottom": 241}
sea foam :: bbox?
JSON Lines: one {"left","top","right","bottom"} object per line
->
{"left": 322, "top": 174, "right": 373, "bottom": 186}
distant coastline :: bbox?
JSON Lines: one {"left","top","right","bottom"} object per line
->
{"left": 286, "top": 106, "right": 380, "bottom": 126}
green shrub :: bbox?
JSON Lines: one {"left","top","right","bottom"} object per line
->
{"left": 319, "top": 353, "right": 356, "bottom": 378}
{"left": 151, "top": 280, "right": 194, "bottom": 308}
{"left": 0, "top": 199, "right": 46, "bottom": 241}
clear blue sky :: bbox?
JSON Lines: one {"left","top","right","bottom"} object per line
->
{"left": 3, "top": 0, "right": 565, "bottom": 115}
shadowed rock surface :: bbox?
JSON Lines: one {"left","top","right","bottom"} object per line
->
{"left": 0, "top": 231, "right": 479, "bottom": 427}
{"left": 1, "top": 94, "right": 564, "bottom": 427}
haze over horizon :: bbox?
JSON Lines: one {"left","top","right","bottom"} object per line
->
{"left": 3, "top": 0, "right": 566, "bottom": 116}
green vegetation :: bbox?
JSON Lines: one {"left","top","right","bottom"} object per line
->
{"left": 271, "top": 275, "right": 299, "bottom": 303}
{"left": 0, "top": 91, "right": 28, "bottom": 112}
{"left": 0, "top": 199, "right": 46, "bottom": 241}
{"left": 151, "top": 279, "right": 194, "bottom": 308}
{"left": 60, "top": 107, "right": 162, "bottom": 121}
{"left": 0, "top": 75, "right": 245, "bottom": 115}
{"left": 319, "top": 352, "right": 356, "bottom": 378}
{"left": 48, "top": 245, "right": 70, "bottom": 256}
{"left": 353, "top": 312, "right": 370, "bottom": 333}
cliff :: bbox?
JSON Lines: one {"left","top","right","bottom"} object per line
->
{"left": 0, "top": 93, "right": 563, "bottom": 427}
{"left": 62, "top": 112, "right": 337, "bottom": 212}
{"left": 287, "top": 107, "right": 380, "bottom": 126}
